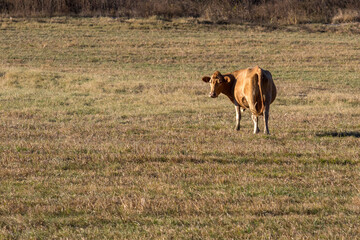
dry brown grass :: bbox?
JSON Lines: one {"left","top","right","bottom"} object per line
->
{"left": 332, "top": 9, "right": 360, "bottom": 24}
{"left": 0, "top": 17, "right": 360, "bottom": 238}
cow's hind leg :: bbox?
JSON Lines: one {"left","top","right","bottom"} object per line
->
{"left": 263, "top": 104, "right": 270, "bottom": 134}
{"left": 251, "top": 114, "right": 260, "bottom": 134}
{"left": 235, "top": 105, "right": 241, "bottom": 131}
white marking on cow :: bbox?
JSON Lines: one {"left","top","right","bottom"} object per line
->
{"left": 251, "top": 114, "right": 260, "bottom": 134}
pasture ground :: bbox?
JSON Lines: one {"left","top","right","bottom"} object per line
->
{"left": 0, "top": 17, "right": 360, "bottom": 239}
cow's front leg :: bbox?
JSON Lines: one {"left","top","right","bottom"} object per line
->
{"left": 263, "top": 104, "right": 270, "bottom": 134}
{"left": 235, "top": 104, "right": 241, "bottom": 131}
{"left": 251, "top": 114, "right": 260, "bottom": 134}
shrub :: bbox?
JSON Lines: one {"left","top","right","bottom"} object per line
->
{"left": 1, "top": 0, "right": 360, "bottom": 24}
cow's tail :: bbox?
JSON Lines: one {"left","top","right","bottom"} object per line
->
{"left": 249, "top": 68, "right": 265, "bottom": 116}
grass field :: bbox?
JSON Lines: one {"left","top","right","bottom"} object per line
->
{"left": 0, "top": 17, "right": 360, "bottom": 239}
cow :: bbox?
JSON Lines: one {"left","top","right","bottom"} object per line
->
{"left": 202, "top": 66, "right": 276, "bottom": 134}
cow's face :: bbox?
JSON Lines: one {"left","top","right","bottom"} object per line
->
{"left": 202, "top": 71, "right": 228, "bottom": 98}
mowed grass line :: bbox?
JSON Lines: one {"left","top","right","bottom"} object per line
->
{"left": 0, "top": 17, "right": 360, "bottom": 238}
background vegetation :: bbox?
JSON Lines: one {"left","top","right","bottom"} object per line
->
{"left": 0, "top": 17, "right": 359, "bottom": 238}
{"left": 1, "top": 0, "right": 360, "bottom": 24}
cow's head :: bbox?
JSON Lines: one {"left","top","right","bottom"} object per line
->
{"left": 202, "top": 71, "right": 231, "bottom": 98}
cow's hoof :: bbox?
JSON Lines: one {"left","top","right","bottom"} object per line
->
{"left": 235, "top": 126, "right": 240, "bottom": 131}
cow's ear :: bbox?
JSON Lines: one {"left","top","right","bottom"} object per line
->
{"left": 224, "top": 76, "right": 231, "bottom": 83}
{"left": 202, "top": 76, "right": 210, "bottom": 83}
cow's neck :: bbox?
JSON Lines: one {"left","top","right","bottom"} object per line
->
{"left": 221, "top": 76, "right": 236, "bottom": 103}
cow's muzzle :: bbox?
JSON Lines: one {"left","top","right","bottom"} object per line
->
{"left": 209, "top": 92, "right": 217, "bottom": 98}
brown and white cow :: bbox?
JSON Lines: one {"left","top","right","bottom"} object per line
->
{"left": 202, "top": 66, "right": 276, "bottom": 134}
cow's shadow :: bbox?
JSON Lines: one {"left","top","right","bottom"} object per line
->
{"left": 316, "top": 131, "right": 360, "bottom": 138}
